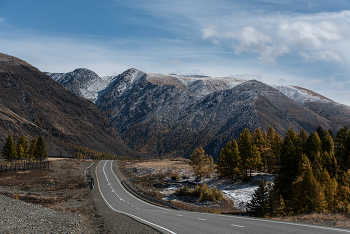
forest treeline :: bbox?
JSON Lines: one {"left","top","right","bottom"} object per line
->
{"left": 1, "top": 134, "right": 47, "bottom": 161}
{"left": 68, "top": 143, "right": 132, "bottom": 161}
{"left": 214, "top": 125, "right": 350, "bottom": 216}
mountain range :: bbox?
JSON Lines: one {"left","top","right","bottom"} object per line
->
{"left": 47, "top": 68, "right": 350, "bottom": 160}
{"left": 0, "top": 53, "right": 143, "bottom": 158}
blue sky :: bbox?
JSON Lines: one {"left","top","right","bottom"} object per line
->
{"left": 0, "top": 0, "right": 350, "bottom": 105}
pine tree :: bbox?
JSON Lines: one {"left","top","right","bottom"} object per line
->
{"left": 312, "top": 152, "right": 323, "bottom": 180}
{"left": 270, "top": 133, "right": 282, "bottom": 172}
{"left": 1, "top": 134, "right": 17, "bottom": 161}
{"left": 315, "top": 125, "right": 325, "bottom": 142}
{"left": 238, "top": 128, "right": 256, "bottom": 177}
{"left": 247, "top": 176, "right": 270, "bottom": 217}
{"left": 34, "top": 135, "right": 47, "bottom": 159}
{"left": 28, "top": 139, "right": 36, "bottom": 158}
{"left": 216, "top": 140, "right": 241, "bottom": 178}
{"left": 253, "top": 129, "right": 265, "bottom": 171}
{"left": 17, "top": 144, "right": 24, "bottom": 159}
{"left": 189, "top": 147, "right": 214, "bottom": 180}
{"left": 305, "top": 132, "right": 322, "bottom": 163}
{"left": 322, "top": 131, "right": 334, "bottom": 154}
{"left": 334, "top": 126, "right": 349, "bottom": 171}
{"left": 292, "top": 164, "right": 326, "bottom": 214}
{"left": 328, "top": 129, "right": 336, "bottom": 140}
{"left": 16, "top": 135, "right": 29, "bottom": 158}
{"left": 274, "top": 136, "right": 298, "bottom": 199}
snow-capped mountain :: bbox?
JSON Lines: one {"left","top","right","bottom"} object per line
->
{"left": 47, "top": 68, "right": 350, "bottom": 159}
{"left": 45, "top": 68, "right": 116, "bottom": 103}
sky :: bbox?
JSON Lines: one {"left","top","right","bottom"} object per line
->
{"left": 0, "top": 0, "right": 350, "bottom": 105}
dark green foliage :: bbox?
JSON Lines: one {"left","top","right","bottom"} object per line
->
{"left": 34, "top": 135, "right": 47, "bottom": 159}
{"left": 305, "top": 132, "right": 322, "bottom": 163}
{"left": 334, "top": 126, "right": 349, "bottom": 171}
{"left": 247, "top": 176, "right": 270, "bottom": 217}
{"left": 28, "top": 139, "right": 37, "bottom": 158}
{"left": 1, "top": 134, "right": 17, "bottom": 161}
{"left": 328, "top": 129, "right": 335, "bottom": 140}
{"left": 274, "top": 136, "right": 299, "bottom": 199}
{"left": 315, "top": 125, "right": 325, "bottom": 142}
{"left": 322, "top": 131, "right": 334, "bottom": 154}
{"left": 216, "top": 140, "right": 241, "bottom": 178}
{"left": 16, "top": 135, "right": 29, "bottom": 158}
{"left": 238, "top": 129, "right": 260, "bottom": 177}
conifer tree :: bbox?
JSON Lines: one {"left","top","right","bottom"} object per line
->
{"left": 305, "top": 132, "right": 322, "bottom": 163}
{"left": 216, "top": 140, "right": 241, "bottom": 178}
{"left": 189, "top": 147, "right": 214, "bottom": 180}
{"left": 34, "top": 135, "right": 47, "bottom": 159}
{"left": 28, "top": 139, "right": 36, "bottom": 158}
{"left": 334, "top": 126, "right": 349, "bottom": 171}
{"left": 298, "top": 129, "right": 308, "bottom": 149}
{"left": 238, "top": 128, "right": 255, "bottom": 177}
{"left": 315, "top": 125, "right": 325, "bottom": 142}
{"left": 1, "top": 134, "right": 17, "bottom": 161}
{"left": 286, "top": 128, "right": 298, "bottom": 146}
{"left": 292, "top": 164, "right": 326, "bottom": 214}
{"left": 274, "top": 136, "right": 298, "bottom": 199}
{"left": 270, "top": 133, "right": 282, "bottom": 172}
{"left": 312, "top": 152, "right": 323, "bottom": 180}
{"left": 322, "top": 131, "right": 334, "bottom": 154}
{"left": 16, "top": 144, "right": 24, "bottom": 159}
{"left": 17, "top": 135, "right": 29, "bottom": 159}
{"left": 253, "top": 129, "right": 265, "bottom": 171}
{"left": 328, "top": 129, "right": 335, "bottom": 140}
{"left": 247, "top": 176, "right": 270, "bottom": 217}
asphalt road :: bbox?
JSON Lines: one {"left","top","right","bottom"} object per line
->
{"left": 96, "top": 160, "right": 350, "bottom": 234}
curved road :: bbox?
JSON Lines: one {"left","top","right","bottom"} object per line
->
{"left": 96, "top": 160, "right": 350, "bottom": 234}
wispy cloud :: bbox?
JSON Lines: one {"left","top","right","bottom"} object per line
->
{"left": 231, "top": 73, "right": 263, "bottom": 81}
{"left": 0, "top": 18, "right": 6, "bottom": 24}
{"left": 202, "top": 11, "right": 350, "bottom": 63}
{"left": 330, "top": 76, "right": 346, "bottom": 89}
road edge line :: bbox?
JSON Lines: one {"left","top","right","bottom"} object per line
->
{"left": 95, "top": 160, "right": 177, "bottom": 234}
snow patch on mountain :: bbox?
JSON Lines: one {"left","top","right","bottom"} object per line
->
{"left": 270, "top": 85, "right": 332, "bottom": 104}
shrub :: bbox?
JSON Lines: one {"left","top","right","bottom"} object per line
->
{"left": 172, "top": 169, "right": 181, "bottom": 181}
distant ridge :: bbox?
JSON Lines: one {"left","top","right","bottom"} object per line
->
{"left": 0, "top": 53, "right": 144, "bottom": 158}
{"left": 47, "top": 68, "right": 350, "bottom": 159}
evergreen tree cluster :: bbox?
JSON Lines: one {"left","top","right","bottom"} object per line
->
{"left": 69, "top": 143, "right": 131, "bottom": 161}
{"left": 1, "top": 134, "right": 47, "bottom": 161}
{"left": 238, "top": 126, "right": 350, "bottom": 216}
{"left": 217, "top": 127, "right": 282, "bottom": 178}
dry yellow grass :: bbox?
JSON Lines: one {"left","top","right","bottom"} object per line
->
{"left": 273, "top": 213, "right": 350, "bottom": 229}
{"left": 124, "top": 158, "right": 191, "bottom": 170}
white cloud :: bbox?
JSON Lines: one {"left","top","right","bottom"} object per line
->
{"left": 185, "top": 69, "right": 207, "bottom": 76}
{"left": 300, "top": 49, "right": 344, "bottom": 61}
{"left": 202, "top": 11, "right": 350, "bottom": 63}
{"left": 330, "top": 76, "right": 346, "bottom": 89}
{"left": 0, "top": 18, "right": 6, "bottom": 24}
{"left": 232, "top": 73, "right": 262, "bottom": 81}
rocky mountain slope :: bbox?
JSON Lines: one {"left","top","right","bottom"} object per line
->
{"left": 47, "top": 68, "right": 350, "bottom": 159}
{"left": 0, "top": 53, "right": 143, "bottom": 158}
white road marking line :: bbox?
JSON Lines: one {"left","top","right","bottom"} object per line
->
{"left": 231, "top": 224, "right": 244, "bottom": 228}
{"left": 97, "top": 161, "right": 176, "bottom": 234}
{"left": 198, "top": 218, "right": 206, "bottom": 221}
{"left": 177, "top": 215, "right": 182, "bottom": 216}
{"left": 109, "top": 161, "right": 171, "bottom": 211}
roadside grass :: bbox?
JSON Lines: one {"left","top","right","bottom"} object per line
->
{"left": 273, "top": 213, "right": 350, "bottom": 229}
